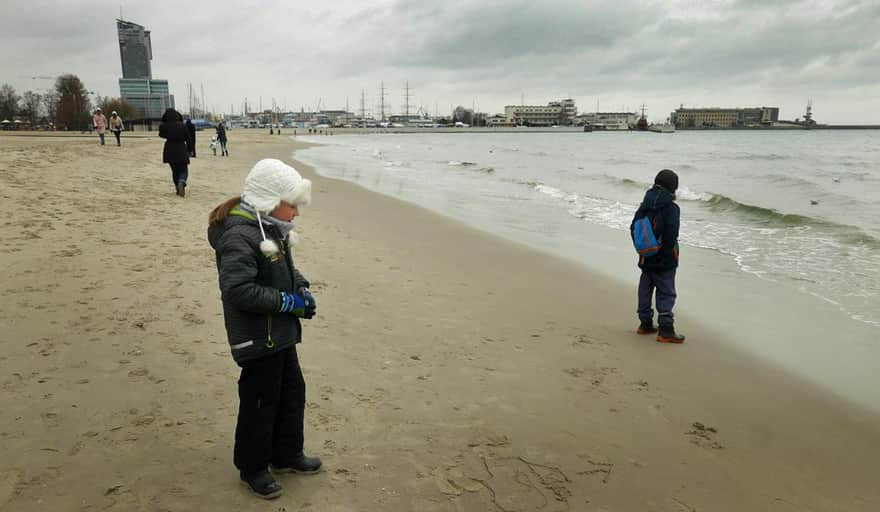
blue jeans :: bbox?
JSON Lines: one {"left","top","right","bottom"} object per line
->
{"left": 170, "top": 163, "right": 188, "bottom": 186}
{"left": 638, "top": 269, "right": 677, "bottom": 327}
{"left": 98, "top": 133, "right": 105, "bottom": 145}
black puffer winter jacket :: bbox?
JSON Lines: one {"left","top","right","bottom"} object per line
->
{"left": 208, "top": 205, "right": 310, "bottom": 365}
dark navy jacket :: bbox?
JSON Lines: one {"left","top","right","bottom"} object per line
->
{"left": 208, "top": 206, "right": 309, "bottom": 365}
{"left": 630, "top": 185, "right": 680, "bottom": 272}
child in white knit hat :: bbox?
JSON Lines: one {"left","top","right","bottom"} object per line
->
{"left": 207, "top": 159, "right": 321, "bottom": 499}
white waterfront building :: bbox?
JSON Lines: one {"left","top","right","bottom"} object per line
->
{"left": 504, "top": 98, "right": 576, "bottom": 126}
{"left": 576, "top": 112, "right": 638, "bottom": 130}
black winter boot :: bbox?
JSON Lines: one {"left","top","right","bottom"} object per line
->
{"left": 240, "top": 469, "right": 283, "bottom": 499}
{"left": 271, "top": 453, "right": 322, "bottom": 474}
{"left": 657, "top": 326, "right": 685, "bottom": 344}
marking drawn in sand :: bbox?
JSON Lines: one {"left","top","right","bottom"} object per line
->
{"left": 471, "top": 456, "right": 573, "bottom": 512}
{"left": 439, "top": 434, "right": 575, "bottom": 512}
{"left": 575, "top": 457, "right": 614, "bottom": 484}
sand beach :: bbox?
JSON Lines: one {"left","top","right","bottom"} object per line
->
{"left": 1, "top": 131, "right": 879, "bottom": 511}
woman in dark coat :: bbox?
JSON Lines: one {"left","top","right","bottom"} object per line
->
{"left": 185, "top": 118, "right": 197, "bottom": 158}
{"left": 216, "top": 121, "right": 229, "bottom": 156}
{"left": 158, "top": 108, "right": 190, "bottom": 197}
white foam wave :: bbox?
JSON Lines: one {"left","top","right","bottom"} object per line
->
{"left": 676, "top": 186, "right": 714, "bottom": 202}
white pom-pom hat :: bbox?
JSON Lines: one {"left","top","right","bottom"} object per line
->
{"left": 242, "top": 158, "right": 312, "bottom": 214}
{"left": 241, "top": 159, "right": 312, "bottom": 257}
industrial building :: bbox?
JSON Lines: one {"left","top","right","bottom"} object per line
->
{"left": 671, "top": 107, "right": 779, "bottom": 128}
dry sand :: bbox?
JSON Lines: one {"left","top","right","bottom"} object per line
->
{"left": 1, "top": 131, "right": 879, "bottom": 511}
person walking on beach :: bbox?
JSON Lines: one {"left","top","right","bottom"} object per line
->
{"left": 631, "top": 169, "right": 685, "bottom": 343}
{"left": 185, "top": 118, "right": 197, "bottom": 158}
{"left": 108, "top": 111, "right": 123, "bottom": 146}
{"left": 207, "top": 158, "right": 321, "bottom": 500}
{"left": 158, "top": 108, "right": 190, "bottom": 197}
{"left": 216, "top": 121, "right": 229, "bottom": 156}
{"left": 92, "top": 108, "right": 107, "bottom": 146}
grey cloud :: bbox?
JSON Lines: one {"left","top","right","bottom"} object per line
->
{"left": 345, "top": 0, "right": 662, "bottom": 69}
{"left": 1, "top": 0, "right": 877, "bottom": 123}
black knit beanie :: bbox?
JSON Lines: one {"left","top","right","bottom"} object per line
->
{"left": 654, "top": 169, "right": 679, "bottom": 193}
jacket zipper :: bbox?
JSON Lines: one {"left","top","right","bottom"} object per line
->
{"left": 266, "top": 315, "right": 274, "bottom": 348}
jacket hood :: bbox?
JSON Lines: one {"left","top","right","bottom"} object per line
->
{"left": 208, "top": 211, "right": 256, "bottom": 250}
{"left": 640, "top": 185, "right": 675, "bottom": 211}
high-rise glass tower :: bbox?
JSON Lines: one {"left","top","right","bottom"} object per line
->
{"left": 116, "top": 19, "right": 173, "bottom": 119}
{"left": 117, "top": 19, "right": 152, "bottom": 79}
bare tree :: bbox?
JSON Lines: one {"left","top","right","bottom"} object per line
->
{"left": 54, "top": 74, "right": 91, "bottom": 131}
{"left": 42, "top": 91, "right": 59, "bottom": 127}
{"left": 98, "top": 96, "right": 138, "bottom": 123}
{"left": 20, "top": 91, "right": 43, "bottom": 127}
{"left": 0, "top": 84, "right": 20, "bottom": 122}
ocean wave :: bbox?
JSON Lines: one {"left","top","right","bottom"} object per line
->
{"left": 614, "top": 177, "right": 648, "bottom": 190}
{"left": 732, "top": 152, "right": 792, "bottom": 161}
{"left": 700, "top": 194, "right": 826, "bottom": 226}
{"left": 447, "top": 160, "right": 494, "bottom": 173}
{"left": 534, "top": 178, "right": 880, "bottom": 248}
{"left": 676, "top": 186, "right": 714, "bottom": 202}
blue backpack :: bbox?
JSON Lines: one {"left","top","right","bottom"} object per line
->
{"left": 632, "top": 215, "right": 661, "bottom": 257}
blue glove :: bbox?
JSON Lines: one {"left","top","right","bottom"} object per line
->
{"left": 279, "top": 291, "right": 315, "bottom": 319}
{"left": 299, "top": 288, "right": 316, "bottom": 312}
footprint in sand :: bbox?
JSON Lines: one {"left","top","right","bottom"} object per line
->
{"left": 181, "top": 312, "right": 205, "bottom": 325}
{"left": 128, "top": 367, "right": 149, "bottom": 378}
{"left": 570, "top": 333, "right": 609, "bottom": 347}
{"left": 563, "top": 368, "right": 585, "bottom": 378}
{"left": 0, "top": 470, "right": 23, "bottom": 509}
{"left": 41, "top": 410, "right": 60, "bottom": 428}
{"left": 686, "top": 422, "right": 723, "bottom": 449}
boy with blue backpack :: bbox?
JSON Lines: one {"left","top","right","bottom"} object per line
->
{"left": 630, "top": 169, "right": 685, "bottom": 343}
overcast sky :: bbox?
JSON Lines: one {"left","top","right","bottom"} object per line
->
{"left": 2, "top": 0, "right": 878, "bottom": 123}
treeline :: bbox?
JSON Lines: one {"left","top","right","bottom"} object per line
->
{"left": 0, "top": 74, "right": 136, "bottom": 131}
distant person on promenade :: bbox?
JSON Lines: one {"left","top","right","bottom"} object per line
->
{"left": 108, "top": 111, "right": 123, "bottom": 146}
{"left": 216, "top": 121, "right": 229, "bottom": 156}
{"left": 158, "top": 108, "right": 190, "bottom": 197}
{"left": 185, "top": 118, "right": 197, "bottom": 158}
{"left": 92, "top": 108, "right": 107, "bottom": 146}
{"left": 207, "top": 159, "right": 320, "bottom": 500}
{"left": 630, "top": 169, "right": 685, "bottom": 343}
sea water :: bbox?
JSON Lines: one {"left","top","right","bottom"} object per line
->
{"left": 295, "top": 130, "right": 880, "bottom": 409}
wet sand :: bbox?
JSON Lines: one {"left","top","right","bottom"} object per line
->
{"left": 1, "top": 131, "right": 878, "bottom": 511}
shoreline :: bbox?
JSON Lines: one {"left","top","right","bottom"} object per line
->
{"left": 1, "top": 132, "right": 878, "bottom": 510}
{"left": 293, "top": 132, "right": 880, "bottom": 412}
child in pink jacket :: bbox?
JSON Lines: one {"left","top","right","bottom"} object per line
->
{"left": 93, "top": 108, "right": 108, "bottom": 146}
